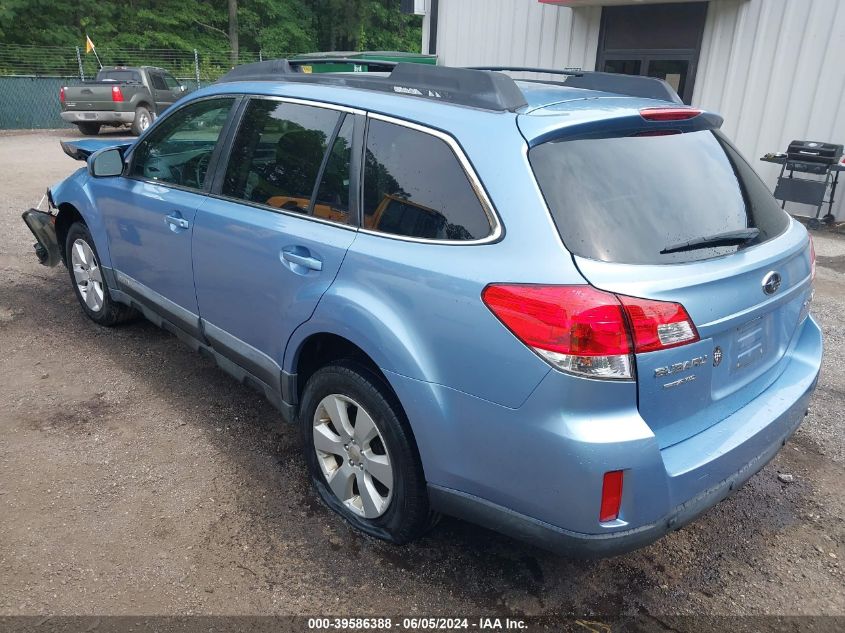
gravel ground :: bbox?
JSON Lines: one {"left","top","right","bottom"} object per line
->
{"left": 0, "top": 130, "right": 843, "bottom": 618}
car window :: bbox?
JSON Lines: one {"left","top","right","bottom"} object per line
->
{"left": 97, "top": 69, "right": 141, "bottom": 83}
{"left": 362, "top": 119, "right": 491, "bottom": 241}
{"left": 163, "top": 73, "right": 181, "bottom": 90}
{"left": 129, "top": 97, "right": 234, "bottom": 190}
{"left": 312, "top": 115, "right": 354, "bottom": 225}
{"left": 150, "top": 73, "right": 168, "bottom": 91}
{"left": 529, "top": 130, "right": 790, "bottom": 264}
{"left": 222, "top": 99, "right": 342, "bottom": 218}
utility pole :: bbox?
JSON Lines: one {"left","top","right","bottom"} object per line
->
{"left": 228, "top": 0, "right": 239, "bottom": 67}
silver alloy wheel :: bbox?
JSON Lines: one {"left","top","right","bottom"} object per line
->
{"left": 70, "top": 238, "right": 105, "bottom": 313}
{"left": 313, "top": 394, "right": 394, "bottom": 519}
{"left": 138, "top": 112, "right": 150, "bottom": 130}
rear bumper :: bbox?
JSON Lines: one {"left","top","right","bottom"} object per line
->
{"left": 60, "top": 110, "right": 134, "bottom": 124}
{"left": 429, "top": 367, "right": 815, "bottom": 557}
{"left": 389, "top": 316, "right": 822, "bottom": 557}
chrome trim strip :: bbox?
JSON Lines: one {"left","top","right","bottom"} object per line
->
{"left": 361, "top": 112, "right": 504, "bottom": 246}
{"left": 242, "top": 94, "right": 366, "bottom": 116}
{"left": 205, "top": 192, "right": 359, "bottom": 232}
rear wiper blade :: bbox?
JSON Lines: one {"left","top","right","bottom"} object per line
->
{"left": 660, "top": 228, "right": 760, "bottom": 255}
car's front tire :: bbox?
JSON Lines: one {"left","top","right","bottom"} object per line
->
{"left": 300, "top": 361, "right": 437, "bottom": 544}
{"left": 65, "top": 222, "right": 136, "bottom": 326}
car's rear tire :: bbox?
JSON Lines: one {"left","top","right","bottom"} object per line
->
{"left": 130, "top": 106, "right": 152, "bottom": 136}
{"left": 65, "top": 222, "right": 136, "bottom": 326}
{"left": 300, "top": 360, "right": 438, "bottom": 544}
{"left": 77, "top": 122, "right": 101, "bottom": 136}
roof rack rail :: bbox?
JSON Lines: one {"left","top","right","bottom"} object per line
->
{"left": 467, "top": 66, "right": 682, "bottom": 104}
{"left": 216, "top": 60, "right": 529, "bottom": 112}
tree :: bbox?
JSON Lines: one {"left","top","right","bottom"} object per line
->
{"left": 228, "top": 0, "right": 238, "bottom": 65}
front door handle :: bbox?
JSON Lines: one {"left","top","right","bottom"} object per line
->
{"left": 281, "top": 247, "right": 322, "bottom": 272}
{"left": 165, "top": 213, "right": 190, "bottom": 230}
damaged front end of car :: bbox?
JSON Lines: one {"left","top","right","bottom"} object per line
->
{"left": 22, "top": 190, "right": 61, "bottom": 267}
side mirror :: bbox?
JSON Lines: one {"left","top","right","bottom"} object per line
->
{"left": 88, "top": 147, "right": 124, "bottom": 178}
{"left": 179, "top": 85, "right": 187, "bottom": 93}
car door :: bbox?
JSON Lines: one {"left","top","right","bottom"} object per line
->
{"left": 161, "top": 72, "right": 186, "bottom": 109}
{"left": 148, "top": 71, "right": 176, "bottom": 113}
{"left": 192, "top": 97, "right": 359, "bottom": 393}
{"left": 96, "top": 96, "right": 237, "bottom": 337}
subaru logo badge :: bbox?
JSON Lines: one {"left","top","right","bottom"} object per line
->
{"left": 762, "top": 271, "right": 782, "bottom": 295}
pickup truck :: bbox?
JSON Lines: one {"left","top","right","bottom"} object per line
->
{"left": 60, "top": 66, "right": 188, "bottom": 136}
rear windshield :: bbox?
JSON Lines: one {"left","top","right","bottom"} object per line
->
{"left": 97, "top": 70, "right": 141, "bottom": 83}
{"left": 529, "top": 130, "right": 789, "bottom": 264}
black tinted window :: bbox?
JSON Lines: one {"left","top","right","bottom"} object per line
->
{"left": 362, "top": 120, "right": 491, "bottom": 241}
{"left": 150, "top": 73, "right": 167, "bottom": 90}
{"left": 223, "top": 100, "right": 341, "bottom": 218}
{"left": 129, "top": 98, "right": 233, "bottom": 189}
{"left": 313, "top": 116, "right": 353, "bottom": 224}
{"left": 529, "top": 130, "right": 789, "bottom": 264}
{"left": 97, "top": 70, "right": 141, "bottom": 83}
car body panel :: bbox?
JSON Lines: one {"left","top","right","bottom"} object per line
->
{"left": 192, "top": 196, "right": 358, "bottom": 390}
{"left": 97, "top": 177, "right": 205, "bottom": 320}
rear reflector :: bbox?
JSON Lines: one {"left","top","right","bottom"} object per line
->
{"left": 809, "top": 235, "right": 816, "bottom": 282}
{"left": 600, "top": 470, "right": 624, "bottom": 522}
{"left": 481, "top": 284, "right": 699, "bottom": 380}
{"left": 111, "top": 85, "right": 124, "bottom": 102}
{"left": 640, "top": 107, "right": 702, "bottom": 122}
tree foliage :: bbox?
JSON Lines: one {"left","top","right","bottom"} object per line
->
{"left": 0, "top": 0, "right": 422, "bottom": 58}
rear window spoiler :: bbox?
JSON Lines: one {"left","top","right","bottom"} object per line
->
{"left": 519, "top": 109, "right": 724, "bottom": 148}
{"left": 61, "top": 139, "right": 132, "bottom": 161}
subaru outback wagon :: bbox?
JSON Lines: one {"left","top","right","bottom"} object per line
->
{"left": 23, "top": 60, "right": 821, "bottom": 556}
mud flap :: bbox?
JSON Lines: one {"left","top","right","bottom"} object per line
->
{"left": 21, "top": 209, "right": 61, "bottom": 267}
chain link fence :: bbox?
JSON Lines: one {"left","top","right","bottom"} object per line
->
{"left": 0, "top": 44, "right": 284, "bottom": 129}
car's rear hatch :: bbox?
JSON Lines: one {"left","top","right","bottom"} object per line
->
{"left": 522, "top": 103, "right": 814, "bottom": 449}
{"left": 63, "top": 83, "right": 124, "bottom": 111}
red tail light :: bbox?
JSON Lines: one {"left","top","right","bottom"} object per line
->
{"left": 111, "top": 85, "right": 124, "bottom": 102}
{"left": 481, "top": 284, "right": 699, "bottom": 380}
{"left": 618, "top": 295, "right": 699, "bottom": 353}
{"left": 640, "top": 107, "right": 701, "bottom": 121}
{"left": 599, "top": 470, "right": 624, "bottom": 522}
{"left": 59, "top": 87, "right": 65, "bottom": 103}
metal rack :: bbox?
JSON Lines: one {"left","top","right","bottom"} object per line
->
{"left": 216, "top": 59, "right": 683, "bottom": 111}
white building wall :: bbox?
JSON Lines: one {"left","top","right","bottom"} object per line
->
{"left": 426, "top": 0, "right": 601, "bottom": 75}
{"left": 695, "top": 0, "right": 845, "bottom": 219}
{"left": 425, "top": 0, "right": 845, "bottom": 219}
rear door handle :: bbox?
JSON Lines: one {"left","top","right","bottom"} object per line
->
{"left": 165, "top": 214, "right": 190, "bottom": 230}
{"left": 281, "top": 248, "right": 323, "bottom": 271}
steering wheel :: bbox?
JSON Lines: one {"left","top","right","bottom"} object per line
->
{"left": 195, "top": 153, "right": 211, "bottom": 188}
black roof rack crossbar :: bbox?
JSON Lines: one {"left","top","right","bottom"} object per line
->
{"left": 216, "top": 60, "right": 529, "bottom": 112}
{"left": 468, "top": 66, "right": 682, "bottom": 104}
